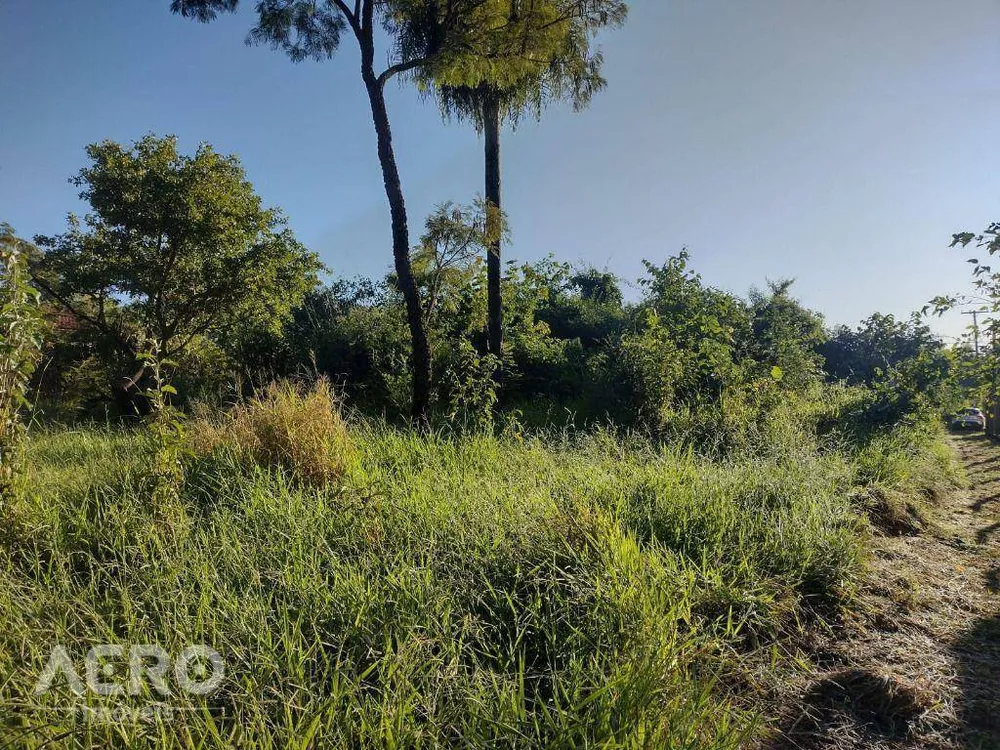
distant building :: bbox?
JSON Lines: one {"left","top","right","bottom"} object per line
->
{"left": 44, "top": 305, "right": 81, "bottom": 332}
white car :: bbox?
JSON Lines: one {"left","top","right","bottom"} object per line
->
{"left": 951, "top": 408, "right": 986, "bottom": 431}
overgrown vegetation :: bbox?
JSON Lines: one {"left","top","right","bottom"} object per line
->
{"left": 4, "top": 127, "right": 973, "bottom": 747}
{"left": 2, "top": 377, "right": 959, "bottom": 748}
{"left": 30, "top": 135, "right": 320, "bottom": 418}
{"left": 0, "top": 223, "right": 43, "bottom": 503}
{"left": 2, "top": 3, "right": 984, "bottom": 739}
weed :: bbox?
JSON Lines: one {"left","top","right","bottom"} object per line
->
{"left": 0, "top": 224, "right": 42, "bottom": 503}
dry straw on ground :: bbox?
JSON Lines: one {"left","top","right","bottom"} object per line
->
{"left": 763, "top": 433, "right": 1000, "bottom": 750}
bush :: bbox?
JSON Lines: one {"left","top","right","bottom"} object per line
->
{"left": 192, "top": 379, "right": 356, "bottom": 485}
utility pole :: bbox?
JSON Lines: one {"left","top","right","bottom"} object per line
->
{"left": 992, "top": 327, "right": 998, "bottom": 437}
{"left": 963, "top": 310, "right": 981, "bottom": 356}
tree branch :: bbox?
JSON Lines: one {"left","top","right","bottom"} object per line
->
{"left": 331, "top": 0, "right": 361, "bottom": 38}
{"left": 29, "top": 274, "right": 135, "bottom": 355}
{"left": 377, "top": 56, "right": 432, "bottom": 88}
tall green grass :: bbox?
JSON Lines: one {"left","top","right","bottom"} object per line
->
{"left": 849, "top": 412, "right": 967, "bottom": 534}
{"left": 0, "top": 393, "right": 957, "bottom": 748}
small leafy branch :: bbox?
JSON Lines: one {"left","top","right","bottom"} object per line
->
{"left": 0, "top": 224, "right": 43, "bottom": 501}
{"left": 926, "top": 224, "right": 1000, "bottom": 368}
{"left": 928, "top": 224, "right": 1000, "bottom": 318}
{"left": 137, "top": 338, "right": 186, "bottom": 507}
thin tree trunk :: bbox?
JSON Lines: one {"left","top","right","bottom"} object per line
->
{"left": 362, "top": 71, "right": 432, "bottom": 426}
{"left": 483, "top": 92, "right": 503, "bottom": 359}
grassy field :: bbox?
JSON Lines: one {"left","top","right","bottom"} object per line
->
{"left": 0, "top": 386, "right": 960, "bottom": 748}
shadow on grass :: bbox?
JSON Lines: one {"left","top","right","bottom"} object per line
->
{"left": 972, "top": 494, "right": 1000, "bottom": 512}
{"left": 953, "top": 614, "right": 1000, "bottom": 749}
{"left": 767, "top": 668, "right": 932, "bottom": 748}
{"left": 951, "top": 432, "right": 1000, "bottom": 454}
{"left": 984, "top": 568, "right": 1000, "bottom": 595}
{"left": 966, "top": 456, "right": 1000, "bottom": 468}
{"left": 975, "top": 521, "right": 1000, "bottom": 545}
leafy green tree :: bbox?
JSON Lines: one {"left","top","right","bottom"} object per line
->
{"left": 747, "top": 280, "right": 826, "bottom": 389}
{"left": 497, "top": 258, "right": 573, "bottom": 399}
{"left": 171, "top": 0, "right": 579, "bottom": 424}
{"left": 821, "top": 313, "right": 943, "bottom": 385}
{"left": 925, "top": 221, "right": 1000, "bottom": 417}
{"left": 423, "top": 0, "right": 628, "bottom": 358}
{"left": 602, "top": 253, "right": 738, "bottom": 435}
{"left": 410, "top": 202, "right": 500, "bottom": 426}
{"left": 32, "top": 135, "right": 320, "bottom": 414}
{"left": 411, "top": 201, "right": 496, "bottom": 333}
{"left": 820, "top": 313, "right": 952, "bottom": 431}
{"left": 538, "top": 268, "right": 627, "bottom": 349}
{"left": 569, "top": 269, "right": 624, "bottom": 307}
{"left": 634, "top": 251, "right": 750, "bottom": 403}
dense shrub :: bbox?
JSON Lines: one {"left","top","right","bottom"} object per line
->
{"left": 33, "top": 236, "right": 959, "bottom": 437}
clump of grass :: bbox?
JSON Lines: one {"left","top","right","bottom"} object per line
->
{"left": 851, "top": 416, "right": 964, "bottom": 535}
{"left": 191, "top": 378, "right": 356, "bottom": 486}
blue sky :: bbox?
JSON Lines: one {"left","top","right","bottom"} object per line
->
{"left": 2, "top": 0, "right": 998, "bottom": 340}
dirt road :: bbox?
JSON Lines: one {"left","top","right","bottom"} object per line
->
{"left": 774, "top": 433, "right": 1000, "bottom": 749}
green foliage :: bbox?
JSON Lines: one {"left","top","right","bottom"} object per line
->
{"left": 538, "top": 268, "right": 628, "bottom": 347}
{"left": 635, "top": 252, "right": 749, "bottom": 401}
{"left": 412, "top": 200, "right": 497, "bottom": 332}
{"left": 420, "top": 1, "right": 627, "bottom": 126}
{"left": 138, "top": 338, "right": 187, "bottom": 509}
{"left": 228, "top": 244, "right": 955, "bottom": 441}
{"left": 28, "top": 133, "right": 951, "bottom": 439}
{"left": 0, "top": 224, "right": 43, "bottom": 500}
{"left": 437, "top": 340, "right": 500, "bottom": 430}
{"left": 607, "top": 252, "right": 754, "bottom": 439}
{"left": 821, "top": 314, "right": 953, "bottom": 431}
{"left": 31, "top": 135, "right": 321, "bottom": 412}
{"left": 32, "top": 316, "right": 120, "bottom": 419}
{"left": 615, "top": 307, "right": 688, "bottom": 421}
{"left": 929, "top": 221, "right": 1000, "bottom": 414}
{"left": 821, "top": 313, "right": 945, "bottom": 385}
{"left": 947, "top": 222, "right": 1000, "bottom": 310}
{"left": 238, "top": 279, "right": 414, "bottom": 413}
{"left": 748, "top": 280, "right": 826, "bottom": 390}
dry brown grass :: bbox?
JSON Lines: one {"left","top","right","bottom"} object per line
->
{"left": 781, "top": 668, "right": 936, "bottom": 748}
{"left": 191, "top": 379, "right": 356, "bottom": 485}
{"left": 760, "top": 433, "right": 1000, "bottom": 750}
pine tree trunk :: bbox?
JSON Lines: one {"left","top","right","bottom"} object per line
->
{"left": 362, "top": 73, "right": 432, "bottom": 427}
{"left": 483, "top": 92, "right": 503, "bottom": 359}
